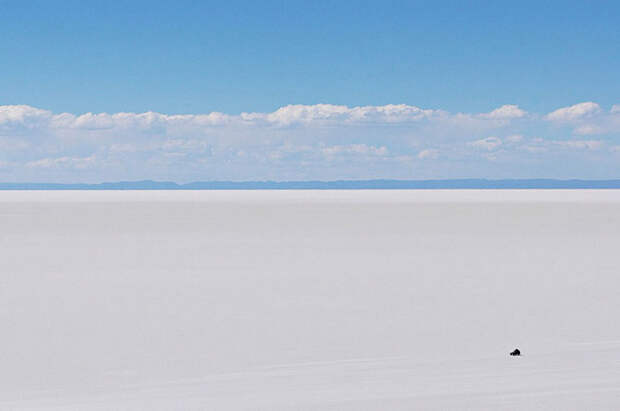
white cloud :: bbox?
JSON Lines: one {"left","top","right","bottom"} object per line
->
{"left": 553, "top": 140, "right": 602, "bottom": 150}
{"left": 26, "top": 155, "right": 98, "bottom": 169}
{"left": 52, "top": 111, "right": 232, "bottom": 130}
{"left": 255, "top": 104, "right": 441, "bottom": 126}
{"left": 543, "top": 103, "right": 620, "bottom": 136}
{"left": 516, "top": 138, "right": 603, "bottom": 152}
{"left": 0, "top": 137, "right": 31, "bottom": 151}
{"left": 468, "top": 136, "right": 502, "bottom": 151}
{"left": 417, "top": 149, "right": 439, "bottom": 159}
{"left": 322, "top": 144, "right": 388, "bottom": 156}
{"left": 522, "top": 145, "right": 547, "bottom": 153}
{"left": 0, "top": 102, "right": 619, "bottom": 181}
{"left": 505, "top": 135, "right": 523, "bottom": 143}
{"left": 574, "top": 124, "right": 605, "bottom": 135}
{"left": 480, "top": 105, "right": 526, "bottom": 119}
{"left": 0, "top": 103, "right": 528, "bottom": 131}
{"left": 546, "top": 102, "right": 601, "bottom": 122}
{"left": 109, "top": 143, "right": 138, "bottom": 153}
{"left": 0, "top": 160, "right": 14, "bottom": 169}
{"left": 0, "top": 105, "right": 52, "bottom": 126}
{"left": 161, "top": 139, "right": 211, "bottom": 152}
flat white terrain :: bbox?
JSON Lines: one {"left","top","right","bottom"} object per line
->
{"left": 1, "top": 190, "right": 619, "bottom": 410}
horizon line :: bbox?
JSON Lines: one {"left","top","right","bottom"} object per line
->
{"left": 2, "top": 179, "right": 620, "bottom": 190}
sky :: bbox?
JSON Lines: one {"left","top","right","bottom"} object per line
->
{"left": 1, "top": 0, "right": 619, "bottom": 182}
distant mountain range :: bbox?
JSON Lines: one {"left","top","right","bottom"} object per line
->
{"left": 1, "top": 179, "right": 620, "bottom": 190}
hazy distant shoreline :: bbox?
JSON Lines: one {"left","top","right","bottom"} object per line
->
{"left": 2, "top": 179, "right": 620, "bottom": 190}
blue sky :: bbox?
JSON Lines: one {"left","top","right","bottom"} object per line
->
{"left": 1, "top": 1, "right": 619, "bottom": 182}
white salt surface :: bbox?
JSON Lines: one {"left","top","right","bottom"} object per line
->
{"left": 1, "top": 190, "right": 619, "bottom": 410}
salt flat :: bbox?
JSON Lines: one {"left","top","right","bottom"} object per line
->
{"left": 1, "top": 190, "right": 619, "bottom": 410}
